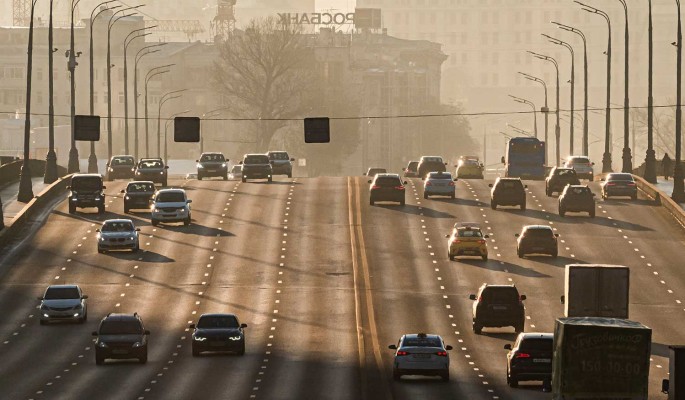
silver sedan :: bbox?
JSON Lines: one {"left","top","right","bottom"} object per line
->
{"left": 423, "top": 171, "right": 457, "bottom": 199}
{"left": 389, "top": 333, "right": 453, "bottom": 381}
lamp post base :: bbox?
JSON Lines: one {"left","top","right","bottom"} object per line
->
{"left": 17, "top": 163, "right": 35, "bottom": 203}
{"left": 88, "top": 142, "right": 98, "bottom": 173}
{"left": 672, "top": 163, "right": 685, "bottom": 203}
{"left": 67, "top": 147, "right": 80, "bottom": 174}
{"left": 621, "top": 147, "right": 633, "bottom": 174}
{"left": 44, "top": 150, "right": 58, "bottom": 184}
{"left": 602, "top": 152, "right": 613, "bottom": 173}
{"left": 644, "top": 149, "right": 657, "bottom": 183}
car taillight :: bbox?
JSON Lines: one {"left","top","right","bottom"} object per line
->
{"left": 606, "top": 182, "right": 616, "bottom": 186}
{"left": 477, "top": 296, "right": 483, "bottom": 303}
{"left": 395, "top": 186, "right": 405, "bottom": 190}
{"left": 453, "top": 240, "right": 460, "bottom": 244}
{"left": 515, "top": 352, "right": 531, "bottom": 359}
{"left": 627, "top": 182, "right": 636, "bottom": 186}
{"left": 519, "top": 295, "right": 525, "bottom": 303}
{"left": 426, "top": 182, "right": 432, "bottom": 186}
{"left": 436, "top": 351, "right": 448, "bottom": 357}
{"left": 396, "top": 350, "right": 409, "bottom": 356}
{"left": 478, "top": 240, "right": 486, "bottom": 244}
{"left": 371, "top": 185, "right": 381, "bottom": 190}
{"left": 449, "top": 181, "right": 455, "bottom": 186}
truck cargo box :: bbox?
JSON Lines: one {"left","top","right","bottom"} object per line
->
{"left": 553, "top": 317, "right": 651, "bottom": 400}
{"left": 564, "top": 264, "right": 629, "bottom": 318}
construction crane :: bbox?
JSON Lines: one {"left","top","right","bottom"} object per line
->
{"left": 211, "top": 0, "right": 236, "bottom": 42}
{"left": 13, "top": 0, "right": 30, "bottom": 26}
{"left": 145, "top": 20, "right": 205, "bottom": 42}
{"left": 13, "top": 0, "right": 81, "bottom": 27}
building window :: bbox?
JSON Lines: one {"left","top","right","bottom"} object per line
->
{"left": 119, "top": 92, "right": 124, "bottom": 104}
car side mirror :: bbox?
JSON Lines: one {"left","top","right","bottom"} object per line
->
{"left": 469, "top": 294, "right": 477, "bottom": 300}
{"left": 165, "top": 166, "right": 169, "bottom": 169}
{"left": 388, "top": 344, "right": 397, "bottom": 350}
{"left": 95, "top": 229, "right": 101, "bottom": 232}
{"left": 554, "top": 233, "right": 560, "bottom": 237}
{"left": 488, "top": 184, "right": 493, "bottom": 187}
{"left": 195, "top": 160, "right": 199, "bottom": 162}
{"left": 454, "top": 165, "right": 459, "bottom": 168}
{"left": 144, "top": 330, "right": 151, "bottom": 335}
{"left": 591, "top": 162, "right": 596, "bottom": 166}
{"left": 92, "top": 331, "right": 98, "bottom": 337}
{"left": 241, "top": 323, "right": 248, "bottom": 328}
{"left": 82, "top": 295, "right": 89, "bottom": 299}
{"left": 662, "top": 379, "right": 670, "bottom": 394}
{"left": 454, "top": 178, "right": 459, "bottom": 181}
{"left": 37, "top": 296, "right": 43, "bottom": 301}
{"left": 106, "top": 163, "right": 110, "bottom": 166}
{"left": 120, "top": 189, "right": 125, "bottom": 194}
{"left": 67, "top": 186, "right": 71, "bottom": 190}
{"left": 187, "top": 199, "right": 193, "bottom": 203}
{"left": 592, "top": 193, "right": 596, "bottom": 197}
{"left": 501, "top": 156, "right": 505, "bottom": 164}
{"left": 403, "top": 181, "right": 408, "bottom": 185}
{"left": 445, "top": 234, "right": 450, "bottom": 238}
{"left": 504, "top": 344, "right": 512, "bottom": 350}
{"left": 189, "top": 323, "right": 196, "bottom": 329}
{"left": 102, "top": 186, "right": 107, "bottom": 189}
{"left": 444, "top": 162, "right": 448, "bottom": 165}
{"left": 600, "top": 178, "right": 605, "bottom": 181}
{"left": 560, "top": 295, "right": 565, "bottom": 304}
{"left": 445, "top": 345, "right": 453, "bottom": 351}
{"left": 524, "top": 185, "right": 528, "bottom": 189}
{"left": 367, "top": 180, "right": 372, "bottom": 184}
{"left": 290, "top": 158, "right": 295, "bottom": 161}
{"left": 484, "top": 235, "right": 490, "bottom": 239}
{"left": 520, "top": 295, "right": 526, "bottom": 300}
{"left": 239, "top": 161, "right": 243, "bottom": 164}
{"left": 135, "top": 228, "right": 141, "bottom": 232}
{"left": 514, "top": 233, "right": 520, "bottom": 237}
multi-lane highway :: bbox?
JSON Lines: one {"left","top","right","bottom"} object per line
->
{"left": 0, "top": 175, "right": 683, "bottom": 399}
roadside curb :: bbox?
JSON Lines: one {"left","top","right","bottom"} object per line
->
{"left": 633, "top": 175, "right": 685, "bottom": 229}
{"left": 0, "top": 174, "right": 73, "bottom": 249}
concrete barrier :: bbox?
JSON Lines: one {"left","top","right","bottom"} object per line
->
{"left": 633, "top": 175, "right": 685, "bottom": 229}
{"left": 0, "top": 159, "right": 68, "bottom": 187}
{"left": 0, "top": 174, "right": 73, "bottom": 248}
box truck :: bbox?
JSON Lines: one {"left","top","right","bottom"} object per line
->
{"left": 562, "top": 264, "right": 630, "bottom": 318}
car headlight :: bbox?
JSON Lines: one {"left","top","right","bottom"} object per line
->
{"left": 221, "top": 163, "right": 227, "bottom": 168}
{"left": 193, "top": 336, "right": 207, "bottom": 342}
{"left": 197, "top": 164, "right": 204, "bottom": 168}
{"left": 151, "top": 207, "right": 158, "bottom": 212}
{"left": 132, "top": 342, "right": 144, "bottom": 348}
{"left": 97, "top": 341, "right": 108, "bottom": 348}
{"left": 136, "top": 172, "right": 141, "bottom": 175}
{"left": 94, "top": 197, "right": 101, "bottom": 201}
{"left": 160, "top": 172, "right": 164, "bottom": 175}
{"left": 99, "top": 236, "right": 105, "bottom": 242}
{"left": 131, "top": 168, "right": 135, "bottom": 172}
{"left": 129, "top": 235, "right": 136, "bottom": 241}
{"left": 125, "top": 196, "right": 130, "bottom": 200}
{"left": 43, "top": 313, "right": 50, "bottom": 318}
{"left": 40, "top": 304, "right": 48, "bottom": 310}
{"left": 228, "top": 336, "right": 242, "bottom": 341}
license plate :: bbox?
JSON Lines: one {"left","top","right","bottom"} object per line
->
{"left": 207, "top": 169, "right": 216, "bottom": 172}
{"left": 112, "top": 349, "right": 129, "bottom": 355}
{"left": 533, "top": 247, "right": 544, "bottom": 251}
{"left": 533, "top": 358, "right": 551, "bottom": 363}
{"left": 413, "top": 354, "right": 431, "bottom": 359}
{"left": 210, "top": 342, "right": 225, "bottom": 347}
{"left": 493, "top": 306, "right": 507, "bottom": 311}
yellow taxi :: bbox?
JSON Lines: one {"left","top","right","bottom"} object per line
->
{"left": 456, "top": 158, "right": 484, "bottom": 179}
{"left": 445, "top": 222, "right": 489, "bottom": 261}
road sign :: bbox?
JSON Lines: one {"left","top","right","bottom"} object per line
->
{"left": 74, "top": 115, "right": 100, "bottom": 141}
{"left": 175, "top": 117, "right": 201, "bottom": 142}
{"left": 304, "top": 117, "right": 330, "bottom": 143}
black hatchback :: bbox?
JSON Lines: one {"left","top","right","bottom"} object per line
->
{"left": 121, "top": 181, "right": 156, "bottom": 213}
{"left": 92, "top": 313, "right": 150, "bottom": 365}
{"left": 559, "top": 185, "right": 595, "bottom": 217}
{"left": 190, "top": 313, "right": 247, "bottom": 356}
{"left": 545, "top": 167, "right": 581, "bottom": 196}
{"left": 516, "top": 225, "right": 559, "bottom": 258}
{"left": 105, "top": 155, "right": 135, "bottom": 181}
{"left": 470, "top": 284, "right": 526, "bottom": 334}
{"left": 504, "top": 333, "right": 553, "bottom": 388}
{"left": 369, "top": 174, "right": 406, "bottom": 206}
{"left": 490, "top": 177, "right": 527, "bottom": 210}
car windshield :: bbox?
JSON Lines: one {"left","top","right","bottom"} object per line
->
{"left": 368, "top": 168, "right": 386, "bottom": 175}
{"left": 482, "top": 288, "right": 519, "bottom": 303}
{"left": 44, "top": 287, "right": 79, "bottom": 300}
{"left": 201, "top": 154, "right": 225, "bottom": 162}
{"left": 519, "top": 338, "right": 553, "bottom": 352}
{"left": 127, "top": 183, "right": 154, "bottom": 193}
{"left": 428, "top": 172, "right": 452, "bottom": 179}
{"left": 139, "top": 160, "right": 163, "bottom": 168}
{"left": 458, "top": 229, "right": 482, "bottom": 238}
{"left": 99, "top": 320, "right": 143, "bottom": 335}
{"left": 245, "top": 155, "right": 269, "bottom": 164}
{"left": 462, "top": 160, "right": 479, "bottom": 166}
{"left": 407, "top": 162, "right": 418, "bottom": 170}
{"left": 497, "top": 180, "right": 522, "bottom": 189}
{"left": 197, "top": 315, "right": 239, "bottom": 329}
{"left": 72, "top": 177, "right": 102, "bottom": 191}
{"left": 524, "top": 228, "right": 554, "bottom": 238}
{"left": 568, "top": 187, "right": 590, "bottom": 195}
{"left": 231, "top": 165, "right": 242, "bottom": 173}
{"left": 374, "top": 177, "right": 401, "bottom": 186}
{"left": 556, "top": 169, "right": 576, "bottom": 176}
{"left": 607, "top": 174, "right": 634, "bottom": 181}
{"left": 568, "top": 157, "right": 590, "bottom": 165}
{"left": 157, "top": 192, "right": 186, "bottom": 203}
{"left": 403, "top": 337, "right": 442, "bottom": 347}
{"left": 111, "top": 157, "right": 134, "bottom": 166}
{"left": 269, "top": 152, "right": 289, "bottom": 160}
{"left": 102, "top": 221, "right": 134, "bottom": 232}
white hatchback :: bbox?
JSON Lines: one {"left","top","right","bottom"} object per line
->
{"left": 388, "top": 333, "right": 453, "bottom": 381}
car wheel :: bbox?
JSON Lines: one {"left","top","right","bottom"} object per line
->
{"left": 241, "top": 177, "right": 246, "bottom": 183}
{"left": 520, "top": 202, "right": 526, "bottom": 211}
{"left": 448, "top": 252, "right": 455, "bottom": 261}
{"left": 517, "top": 248, "right": 524, "bottom": 258}
{"left": 451, "top": 193, "right": 455, "bottom": 199}
{"left": 631, "top": 193, "right": 637, "bottom": 200}
{"left": 423, "top": 193, "right": 428, "bottom": 199}
{"left": 69, "top": 204, "right": 76, "bottom": 214}
{"left": 515, "top": 323, "right": 525, "bottom": 333}
{"left": 508, "top": 374, "right": 519, "bottom": 388}
{"left": 98, "top": 248, "right": 106, "bottom": 254}
{"left": 223, "top": 175, "right": 228, "bottom": 181}
{"left": 490, "top": 201, "right": 497, "bottom": 210}
{"left": 39, "top": 320, "right": 46, "bottom": 326}
{"left": 238, "top": 344, "right": 246, "bottom": 356}
{"left": 133, "top": 244, "right": 140, "bottom": 253}
{"left": 192, "top": 346, "right": 200, "bottom": 357}
{"left": 481, "top": 255, "right": 488, "bottom": 261}
{"left": 473, "top": 323, "right": 482, "bottom": 334}
{"left": 124, "top": 207, "right": 130, "bottom": 214}
{"left": 151, "top": 219, "right": 159, "bottom": 227}
{"left": 545, "top": 186, "right": 551, "bottom": 196}
{"left": 95, "top": 353, "right": 105, "bottom": 365}
{"left": 399, "top": 200, "right": 405, "bottom": 206}
{"left": 98, "top": 205, "right": 105, "bottom": 214}
{"left": 590, "top": 209, "right": 596, "bottom": 218}
{"left": 184, "top": 217, "right": 191, "bottom": 226}
{"left": 393, "top": 370, "right": 402, "bottom": 381}
{"left": 268, "top": 177, "right": 273, "bottom": 183}
{"left": 559, "top": 207, "right": 565, "bottom": 217}
{"left": 139, "top": 354, "right": 148, "bottom": 364}
{"left": 552, "top": 250, "right": 558, "bottom": 259}
{"left": 82, "top": 312, "right": 87, "bottom": 323}
{"left": 370, "top": 200, "right": 375, "bottom": 206}
{"left": 162, "top": 180, "right": 168, "bottom": 187}
{"left": 589, "top": 173, "right": 594, "bottom": 181}
{"left": 287, "top": 172, "right": 292, "bottom": 178}
{"left": 441, "top": 371, "right": 450, "bottom": 382}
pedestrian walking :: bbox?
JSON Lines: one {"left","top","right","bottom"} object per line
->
{"left": 663, "top": 153, "right": 673, "bottom": 180}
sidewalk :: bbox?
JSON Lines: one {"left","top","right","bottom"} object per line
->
{"left": 1, "top": 178, "right": 51, "bottom": 226}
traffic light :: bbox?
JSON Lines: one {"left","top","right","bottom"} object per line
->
{"left": 174, "top": 117, "right": 201, "bottom": 142}
{"left": 74, "top": 115, "right": 101, "bottom": 141}
{"left": 304, "top": 117, "right": 330, "bottom": 143}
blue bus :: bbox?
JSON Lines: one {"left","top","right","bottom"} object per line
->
{"left": 503, "top": 137, "right": 546, "bottom": 180}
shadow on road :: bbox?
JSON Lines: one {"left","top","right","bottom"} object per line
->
{"left": 456, "top": 259, "right": 551, "bottom": 278}
{"left": 104, "top": 249, "right": 175, "bottom": 263}
{"left": 373, "top": 204, "right": 455, "bottom": 219}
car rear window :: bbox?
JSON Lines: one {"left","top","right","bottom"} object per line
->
{"left": 99, "top": 320, "right": 143, "bottom": 335}
{"left": 428, "top": 172, "right": 452, "bottom": 179}
{"left": 157, "top": 192, "right": 186, "bottom": 203}
{"left": 197, "top": 315, "right": 239, "bottom": 329}
{"left": 403, "top": 337, "right": 442, "bottom": 347}
{"left": 102, "top": 221, "right": 134, "bottom": 232}
{"left": 44, "top": 287, "right": 79, "bottom": 300}
{"left": 607, "top": 174, "right": 634, "bottom": 181}
{"left": 368, "top": 168, "right": 387, "bottom": 175}
{"left": 482, "top": 288, "right": 519, "bottom": 303}
{"left": 201, "top": 154, "right": 225, "bottom": 162}
{"left": 556, "top": 169, "right": 576, "bottom": 176}
{"left": 524, "top": 228, "right": 554, "bottom": 238}
{"left": 422, "top": 157, "right": 443, "bottom": 163}
{"left": 458, "top": 229, "right": 482, "bottom": 238}
{"left": 231, "top": 165, "right": 242, "bottom": 173}
{"left": 568, "top": 187, "right": 590, "bottom": 195}
{"left": 127, "top": 183, "right": 154, "bottom": 192}
{"left": 375, "top": 177, "right": 401, "bottom": 186}
{"left": 519, "top": 338, "right": 553, "bottom": 352}
{"left": 497, "top": 180, "right": 522, "bottom": 189}
{"left": 245, "top": 155, "right": 269, "bottom": 164}
{"left": 407, "top": 162, "right": 418, "bottom": 170}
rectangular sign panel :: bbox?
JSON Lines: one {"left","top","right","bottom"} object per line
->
{"left": 174, "top": 117, "right": 201, "bottom": 143}
{"left": 304, "top": 117, "right": 330, "bottom": 143}
{"left": 74, "top": 115, "right": 101, "bottom": 141}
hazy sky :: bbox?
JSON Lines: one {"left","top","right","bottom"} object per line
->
{"left": 316, "top": 0, "right": 356, "bottom": 13}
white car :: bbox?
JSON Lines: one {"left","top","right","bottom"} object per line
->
{"left": 564, "top": 156, "right": 595, "bottom": 180}
{"left": 38, "top": 284, "right": 88, "bottom": 324}
{"left": 228, "top": 165, "right": 243, "bottom": 181}
{"left": 388, "top": 333, "right": 453, "bottom": 381}
{"left": 97, "top": 219, "right": 140, "bottom": 253}
{"left": 151, "top": 188, "right": 192, "bottom": 226}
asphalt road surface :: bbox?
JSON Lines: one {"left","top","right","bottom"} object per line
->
{"left": 0, "top": 175, "right": 682, "bottom": 399}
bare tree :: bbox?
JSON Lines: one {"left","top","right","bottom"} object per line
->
{"left": 213, "top": 17, "right": 313, "bottom": 151}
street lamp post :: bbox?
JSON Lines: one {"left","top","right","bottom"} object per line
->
{"left": 577, "top": 1, "right": 613, "bottom": 173}
{"left": 157, "top": 90, "right": 186, "bottom": 157}
{"left": 66, "top": 0, "right": 82, "bottom": 174}
{"left": 529, "top": 51, "right": 561, "bottom": 167}
{"left": 673, "top": 0, "right": 685, "bottom": 202}
{"left": 123, "top": 26, "right": 154, "bottom": 156}
{"left": 508, "top": 95, "right": 537, "bottom": 137}
{"left": 88, "top": 1, "right": 119, "bottom": 174}
{"left": 145, "top": 65, "right": 174, "bottom": 157}
{"left": 553, "top": 22, "right": 589, "bottom": 157}
{"left": 134, "top": 43, "right": 166, "bottom": 160}
{"left": 107, "top": 5, "right": 142, "bottom": 161}
{"left": 644, "top": 0, "right": 658, "bottom": 183}
{"left": 17, "top": 0, "right": 39, "bottom": 203}
{"left": 44, "top": 0, "right": 58, "bottom": 183}
{"left": 200, "top": 107, "right": 232, "bottom": 153}
{"left": 618, "top": 0, "right": 632, "bottom": 173}
{"left": 543, "top": 33, "right": 575, "bottom": 157}
{"left": 519, "top": 72, "right": 548, "bottom": 162}
{"left": 164, "top": 109, "right": 190, "bottom": 164}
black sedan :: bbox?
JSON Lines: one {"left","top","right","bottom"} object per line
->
{"left": 601, "top": 173, "right": 637, "bottom": 200}
{"left": 121, "top": 181, "right": 156, "bottom": 213}
{"left": 504, "top": 333, "right": 553, "bottom": 389}
{"left": 190, "top": 313, "right": 247, "bottom": 356}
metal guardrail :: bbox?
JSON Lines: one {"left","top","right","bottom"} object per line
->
{"left": 633, "top": 175, "right": 685, "bottom": 230}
